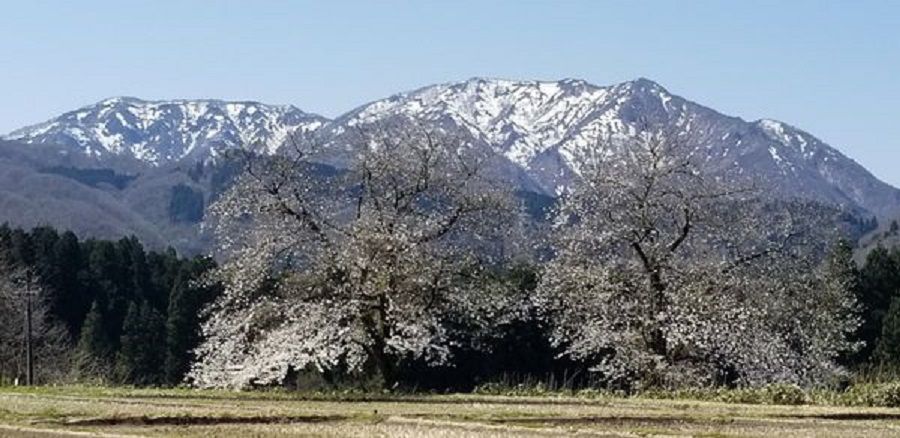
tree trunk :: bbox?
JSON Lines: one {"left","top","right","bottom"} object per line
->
{"left": 646, "top": 269, "right": 669, "bottom": 359}
{"left": 365, "top": 293, "right": 395, "bottom": 390}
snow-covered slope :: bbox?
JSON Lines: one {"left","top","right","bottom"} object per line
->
{"left": 6, "top": 97, "right": 327, "bottom": 164}
{"left": 6, "top": 78, "right": 900, "bottom": 219}
{"left": 336, "top": 77, "right": 900, "bottom": 218}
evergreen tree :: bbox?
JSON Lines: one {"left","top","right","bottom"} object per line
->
{"left": 8, "top": 228, "right": 33, "bottom": 265}
{"left": 857, "top": 247, "right": 900, "bottom": 362}
{"left": 116, "top": 301, "right": 166, "bottom": 385}
{"left": 168, "top": 184, "right": 205, "bottom": 223}
{"left": 164, "top": 269, "right": 194, "bottom": 384}
{"left": 0, "top": 223, "right": 11, "bottom": 247}
{"left": 875, "top": 295, "right": 900, "bottom": 366}
{"left": 164, "top": 259, "right": 218, "bottom": 384}
{"left": 87, "top": 241, "right": 128, "bottom": 346}
{"left": 73, "top": 299, "right": 112, "bottom": 379}
{"left": 50, "top": 231, "right": 87, "bottom": 337}
{"left": 148, "top": 248, "right": 180, "bottom": 308}
{"left": 122, "top": 237, "right": 154, "bottom": 308}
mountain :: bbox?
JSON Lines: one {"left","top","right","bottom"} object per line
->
{"left": 2, "top": 78, "right": 898, "bottom": 253}
{"left": 336, "top": 77, "right": 900, "bottom": 219}
{"left": 6, "top": 97, "right": 327, "bottom": 165}
{"left": 0, "top": 140, "right": 170, "bottom": 248}
{"left": 0, "top": 138, "right": 242, "bottom": 254}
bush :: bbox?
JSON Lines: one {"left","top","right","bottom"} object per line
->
{"left": 639, "top": 384, "right": 811, "bottom": 405}
{"left": 473, "top": 381, "right": 556, "bottom": 397}
{"left": 759, "top": 384, "right": 808, "bottom": 405}
{"left": 842, "top": 382, "right": 900, "bottom": 407}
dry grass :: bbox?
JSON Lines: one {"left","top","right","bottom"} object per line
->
{"left": 2, "top": 386, "right": 900, "bottom": 437}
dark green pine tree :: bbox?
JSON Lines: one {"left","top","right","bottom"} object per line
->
{"left": 87, "top": 240, "right": 128, "bottom": 345}
{"left": 8, "top": 228, "right": 34, "bottom": 265}
{"left": 148, "top": 248, "right": 181, "bottom": 308}
{"left": 876, "top": 295, "right": 900, "bottom": 367}
{"left": 74, "top": 299, "right": 113, "bottom": 379}
{"left": 50, "top": 231, "right": 87, "bottom": 338}
{"left": 857, "top": 247, "right": 900, "bottom": 363}
{"left": 164, "top": 269, "right": 195, "bottom": 384}
{"left": 164, "top": 258, "right": 219, "bottom": 385}
{"left": 122, "top": 236, "right": 153, "bottom": 305}
{"left": 114, "top": 302, "right": 141, "bottom": 384}
{"left": 116, "top": 301, "right": 166, "bottom": 385}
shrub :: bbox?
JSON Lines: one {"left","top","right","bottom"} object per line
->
{"left": 842, "top": 382, "right": 900, "bottom": 407}
{"left": 759, "top": 384, "right": 807, "bottom": 405}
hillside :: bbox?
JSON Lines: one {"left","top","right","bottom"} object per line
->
{"left": 3, "top": 78, "right": 898, "bottom": 251}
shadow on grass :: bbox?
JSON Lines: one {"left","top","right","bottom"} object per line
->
{"left": 57, "top": 414, "right": 349, "bottom": 427}
{"left": 783, "top": 413, "right": 900, "bottom": 421}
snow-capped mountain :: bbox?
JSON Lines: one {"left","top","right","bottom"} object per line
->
{"left": 6, "top": 97, "right": 327, "bottom": 165}
{"left": 5, "top": 78, "right": 900, "bottom": 220}
{"left": 336, "top": 77, "right": 900, "bottom": 218}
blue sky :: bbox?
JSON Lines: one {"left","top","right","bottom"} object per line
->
{"left": 1, "top": 0, "right": 898, "bottom": 185}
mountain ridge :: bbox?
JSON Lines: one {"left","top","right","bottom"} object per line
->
{"left": 6, "top": 97, "right": 328, "bottom": 165}
{"left": 5, "top": 77, "right": 899, "bottom": 221}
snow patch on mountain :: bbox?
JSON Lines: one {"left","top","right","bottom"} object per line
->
{"left": 7, "top": 97, "right": 328, "bottom": 164}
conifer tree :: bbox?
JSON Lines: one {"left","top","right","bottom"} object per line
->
{"left": 50, "top": 231, "right": 85, "bottom": 337}
{"left": 876, "top": 295, "right": 900, "bottom": 367}
{"left": 73, "top": 299, "right": 112, "bottom": 379}
{"left": 857, "top": 247, "right": 900, "bottom": 362}
{"left": 164, "top": 269, "right": 194, "bottom": 384}
{"left": 164, "top": 261, "right": 220, "bottom": 384}
{"left": 116, "top": 301, "right": 165, "bottom": 385}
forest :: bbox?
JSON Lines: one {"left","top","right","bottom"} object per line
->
{"left": 0, "top": 225, "right": 219, "bottom": 386}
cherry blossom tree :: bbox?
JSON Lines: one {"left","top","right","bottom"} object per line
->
{"left": 537, "top": 129, "right": 860, "bottom": 389}
{"left": 188, "top": 119, "right": 518, "bottom": 388}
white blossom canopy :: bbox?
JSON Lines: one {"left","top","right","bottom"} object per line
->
{"left": 189, "top": 119, "right": 518, "bottom": 388}
{"left": 536, "top": 130, "right": 860, "bottom": 389}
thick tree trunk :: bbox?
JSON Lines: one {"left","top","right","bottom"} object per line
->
{"left": 365, "top": 293, "right": 395, "bottom": 389}
{"left": 647, "top": 272, "right": 669, "bottom": 360}
{"left": 369, "top": 337, "right": 395, "bottom": 389}
{"left": 632, "top": 242, "right": 670, "bottom": 360}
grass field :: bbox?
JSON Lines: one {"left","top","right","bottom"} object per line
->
{"left": 3, "top": 386, "right": 900, "bottom": 437}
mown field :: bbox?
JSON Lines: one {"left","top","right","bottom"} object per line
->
{"left": 3, "top": 387, "right": 900, "bottom": 437}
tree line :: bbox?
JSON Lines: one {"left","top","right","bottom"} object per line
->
{"left": 0, "top": 225, "right": 219, "bottom": 385}
{"left": 1, "top": 224, "right": 898, "bottom": 390}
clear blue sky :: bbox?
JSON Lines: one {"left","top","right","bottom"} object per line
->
{"left": 2, "top": 1, "right": 898, "bottom": 185}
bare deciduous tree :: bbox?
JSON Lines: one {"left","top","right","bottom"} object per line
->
{"left": 0, "top": 261, "right": 70, "bottom": 385}
{"left": 189, "top": 119, "right": 518, "bottom": 388}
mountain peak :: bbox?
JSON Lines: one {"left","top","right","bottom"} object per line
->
{"left": 98, "top": 96, "right": 143, "bottom": 106}
{"left": 629, "top": 76, "right": 665, "bottom": 88}
{"left": 8, "top": 98, "right": 328, "bottom": 164}
{"left": 621, "top": 77, "right": 671, "bottom": 96}
{"left": 348, "top": 76, "right": 685, "bottom": 170}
